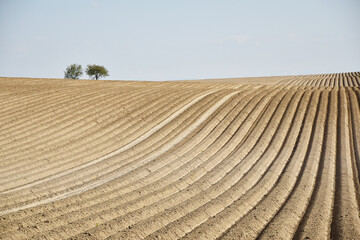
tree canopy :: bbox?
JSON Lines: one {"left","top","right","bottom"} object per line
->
{"left": 85, "top": 64, "right": 109, "bottom": 80}
{"left": 64, "top": 64, "right": 83, "bottom": 79}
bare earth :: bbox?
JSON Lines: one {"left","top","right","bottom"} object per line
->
{"left": 0, "top": 73, "right": 359, "bottom": 239}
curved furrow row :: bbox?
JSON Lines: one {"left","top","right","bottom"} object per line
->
{"left": 68, "top": 88, "right": 298, "bottom": 239}
{"left": 0, "top": 87, "right": 258, "bottom": 222}
{"left": 347, "top": 88, "right": 360, "bottom": 187}
{"left": 0, "top": 89, "right": 66, "bottom": 118}
{"left": 0, "top": 82, "right": 207, "bottom": 152}
{"left": 2, "top": 90, "right": 245, "bottom": 194}
{"left": 0, "top": 86, "right": 158, "bottom": 159}
{"left": 0, "top": 87, "right": 225, "bottom": 207}
{"left": 0, "top": 86, "right": 194, "bottom": 175}
{"left": 0, "top": 85, "right": 159, "bottom": 143}
{"left": 0, "top": 81, "right": 218, "bottom": 138}
{"left": 0, "top": 88, "right": 222, "bottom": 197}
{"left": 43, "top": 88, "right": 276, "bottom": 238}
{"left": 218, "top": 89, "right": 323, "bottom": 239}
{"left": 142, "top": 89, "right": 311, "bottom": 240}
{"left": 293, "top": 89, "right": 337, "bottom": 239}
{"left": 0, "top": 88, "right": 254, "bottom": 234}
{"left": 0, "top": 83, "right": 200, "bottom": 181}
{"left": 0, "top": 88, "right": 240, "bottom": 238}
{"left": 180, "top": 89, "right": 316, "bottom": 240}
{"left": 0, "top": 90, "right": 89, "bottom": 139}
{"left": 0, "top": 89, "right": 237, "bottom": 214}
{"left": 0, "top": 85, "right": 108, "bottom": 127}
{"left": 330, "top": 88, "right": 360, "bottom": 239}
{"left": 0, "top": 90, "right": 133, "bottom": 158}
{"left": 0, "top": 90, "right": 189, "bottom": 183}
{"left": 256, "top": 89, "right": 332, "bottom": 239}
{"left": 293, "top": 72, "right": 360, "bottom": 88}
{"left": 0, "top": 88, "right": 261, "bottom": 236}
{"left": 2, "top": 85, "right": 217, "bottom": 154}
{"left": 5, "top": 88, "right": 262, "bottom": 219}
{"left": 353, "top": 72, "right": 360, "bottom": 86}
{"left": 0, "top": 87, "right": 274, "bottom": 237}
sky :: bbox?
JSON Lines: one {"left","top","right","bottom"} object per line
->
{"left": 0, "top": 0, "right": 359, "bottom": 81}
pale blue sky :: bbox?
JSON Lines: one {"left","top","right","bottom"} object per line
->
{"left": 0, "top": 0, "right": 359, "bottom": 80}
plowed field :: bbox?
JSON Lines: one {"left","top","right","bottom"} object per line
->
{"left": 0, "top": 73, "right": 359, "bottom": 239}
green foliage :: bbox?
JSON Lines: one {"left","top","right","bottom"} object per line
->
{"left": 64, "top": 64, "right": 83, "bottom": 79}
{"left": 85, "top": 64, "right": 109, "bottom": 80}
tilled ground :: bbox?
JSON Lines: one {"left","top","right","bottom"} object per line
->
{"left": 0, "top": 73, "right": 359, "bottom": 239}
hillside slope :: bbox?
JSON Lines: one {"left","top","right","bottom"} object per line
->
{"left": 0, "top": 73, "right": 359, "bottom": 239}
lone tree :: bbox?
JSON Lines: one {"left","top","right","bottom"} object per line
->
{"left": 86, "top": 64, "right": 109, "bottom": 80}
{"left": 64, "top": 64, "right": 83, "bottom": 79}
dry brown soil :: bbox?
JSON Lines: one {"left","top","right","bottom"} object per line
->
{"left": 0, "top": 73, "right": 359, "bottom": 239}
